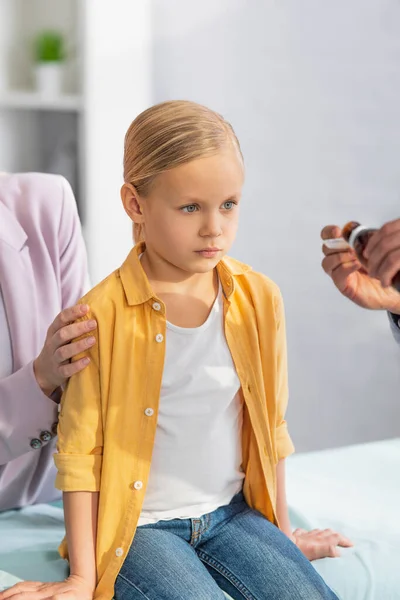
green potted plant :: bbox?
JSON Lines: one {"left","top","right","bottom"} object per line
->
{"left": 34, "top": 31, "right": 66, "bottom": 97}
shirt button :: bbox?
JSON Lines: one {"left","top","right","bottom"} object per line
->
{"left": 397, "top": 318, "right": 400, "bottom": 328}
{"left": 152, "top": 302, "right": 161, "bottom": 311}
{"left": 155, "top": 333, "right": 164, "bottom": 343}
{"left": 51, "top": 422, "right": 58, "bottom": 436}
{"left": 144, "top": 408, "right": 154, "bottom": 417}
{"left": 115, "top": 547, "right": 124, "bottom": 557}
{"left": 133, "top": 480, "right": 143, "bottom": 490}
{"left": 30, "top": 438, "right": 42, "bottom": 450}
{"left": 40, "top": 431, "right": 52, "bottom": 443}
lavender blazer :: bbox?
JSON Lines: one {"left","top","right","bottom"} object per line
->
{"left": 0, "top": 173, "right": 87, "bottom": 510}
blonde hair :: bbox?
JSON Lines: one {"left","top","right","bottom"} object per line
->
{"left": 123, "top": 100, "right": 243, "bottom": 243}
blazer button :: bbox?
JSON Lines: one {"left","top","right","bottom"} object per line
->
{"left": 40, "top": 431, "right": 52, "bottom": 443}
{"left": 51, "top": 422, "right": 58, "bottom": 436}
{"left": 30, "top": 438, "right": 42, "bottom": 450}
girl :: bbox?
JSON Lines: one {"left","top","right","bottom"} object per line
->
{"left": 1, "top": 101, "right": 350, "bottom": 600}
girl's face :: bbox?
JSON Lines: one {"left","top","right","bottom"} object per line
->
{"left": 134, "top": 147, "right": 244, "bottom": 275}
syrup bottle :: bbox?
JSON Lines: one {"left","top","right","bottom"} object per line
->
{"left": 342, "top": 221, "right": 400, "bottom": 292}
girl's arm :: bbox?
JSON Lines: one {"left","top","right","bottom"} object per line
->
{"left": 0, "top": 492, "right": 99, "bottom": 600}
{"left": 276, "top": 458, "right": 353, "bottom": 560}
{"left": 0, "top": 493, "right": 98, "bottom": 599}
{"left": 0, "top": 312, "right": 102, "bottom": 600}
{"left": 275, "top": 458, "right": 294, "bottom": 541}
{"left": 273, "top": 292, "right": 353, "bottom": 560}
{"left": 64, "top": 491, "right": 99, "bottom": 591}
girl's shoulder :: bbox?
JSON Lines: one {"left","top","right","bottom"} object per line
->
{"left": 222, "top": 255, "right": 282, "bottom": 300}
{"left": 77, "top": 268, "right": 125, "bottom": 323}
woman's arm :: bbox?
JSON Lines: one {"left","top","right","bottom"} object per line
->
{"left": 64, "top": 491, "right": 99, "bottom": 591}
{"left": 0, "top": 363, "right": 59, "bottom": 464}
{"left": 0, "top": 307, "right": 97, "bottom": 465}
{"left": 0, "top": 176, "right": 92, "bottom": 465}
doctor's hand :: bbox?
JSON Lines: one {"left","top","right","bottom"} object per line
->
{"left": 321, "top": 224, "right": 400, "bottom": 313}
{"left": 33, "top": 304, "right": 97, "bottom": 397}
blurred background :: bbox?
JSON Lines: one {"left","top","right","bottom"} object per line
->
{"left": 1, "top": 0, "right": 399, "bottom": 452}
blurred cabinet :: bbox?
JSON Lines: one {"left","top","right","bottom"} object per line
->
{"left": 0, "top": 0, "right": 82, "bottom": 201}
{"left": 0, "top": 0, "right": 152, "bottom": 284}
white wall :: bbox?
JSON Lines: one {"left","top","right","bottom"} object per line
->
{"left": 81, "top": 0, "right": 152, "bottom": 283}
{"left": 151, "top": 0, "right": 400, "bottom": 450}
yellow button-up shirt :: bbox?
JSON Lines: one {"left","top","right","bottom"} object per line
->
{"left": 54, "top": 243, "right": 294, "bottom": 600}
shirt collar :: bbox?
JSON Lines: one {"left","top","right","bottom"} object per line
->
{"left": 119, "top": 242, "right": 252, "bottom": 306}
{"left": 217, "top": 255, "right": 251, "bottom": 300}
{"left": 119, "top": 243, "right": 154, "bottom": 306}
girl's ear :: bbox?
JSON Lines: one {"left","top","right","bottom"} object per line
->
{"left": 121, "top": 183, "right": 144, "bottom": 223}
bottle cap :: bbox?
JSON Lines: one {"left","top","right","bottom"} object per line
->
{"left": 348, "top": 225, "right": 376, "bottom": 249}
{"left": 323, "top": 238, "right": 350, "bottom": 250}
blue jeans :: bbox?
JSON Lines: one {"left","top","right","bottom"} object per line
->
{"left": 114, "top": 492, "right": 338, "bottom": 600}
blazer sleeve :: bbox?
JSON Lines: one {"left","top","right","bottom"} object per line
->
{"left": 0, "top": 362, "right": 59, "bottom": 464}
{"left": 0, "top": 177, "right": 89, "bottom": 464}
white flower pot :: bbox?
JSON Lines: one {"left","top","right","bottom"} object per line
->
{"left": 35, "top": 63, "right": 64, "bottom": 97}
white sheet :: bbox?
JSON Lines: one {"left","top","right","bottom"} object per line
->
{"left": 287, "top": 438, "right": 400, "bottom": 600}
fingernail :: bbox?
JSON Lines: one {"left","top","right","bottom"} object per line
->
{"left": 88, "top": 320, "right": 97, "bottom": 329}
{"left": 86, "top": 336, "right": 95, "bottom": 345}
{"left": 82, "top": 357, "right": 90, "bottom": 365}
{"left": 80, "top": 304, "right": 89, "bottom": 313}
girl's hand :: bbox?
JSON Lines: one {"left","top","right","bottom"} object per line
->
{"left": 293, "top": 528, "right": 353, "bottom": 561}
{"left": 0, "top": 575, "right": 94, "bottom": 599}
{"left": 33, "top": 304, "right": 97, "bottom": 397}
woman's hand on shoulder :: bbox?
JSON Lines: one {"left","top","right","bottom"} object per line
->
{"left": 0, "top": 575, "right": 94, "bottom": 599}
{"left": 33, "top": 304, "right": 97, "bottom": 397}
{"left": 293, "top": 527, "right": 353, "bottom": 561}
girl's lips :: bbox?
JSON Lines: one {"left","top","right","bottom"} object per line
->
{"left": 195, "top": 248, "right": 221, "bottom": 258}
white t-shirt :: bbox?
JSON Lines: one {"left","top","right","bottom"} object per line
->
{"left": 139, "top": 284, "right": 244, "bottom": 525}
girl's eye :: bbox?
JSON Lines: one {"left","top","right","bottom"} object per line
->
{"left": 222, "top": 201, "right": 236, "bottom": 210}
{"left": 181, "top": 205, "right": 198, "bottom": 213}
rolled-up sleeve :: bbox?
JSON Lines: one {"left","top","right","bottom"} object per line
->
{"left": 275, "top": 420, "right": 295, "bottom": 460}
{"left": 274, "top": 292, "right": 295, "bottom": 461}
{"left": 54, "top": 311, "right": 103, "bottom": 492}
